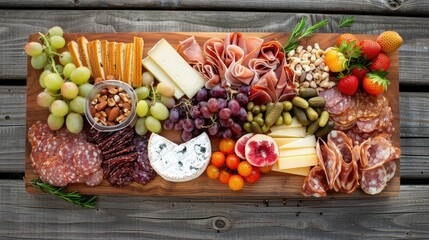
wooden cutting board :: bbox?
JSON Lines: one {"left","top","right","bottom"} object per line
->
{"left": 25, "top": 32, "right": 400, "bottom": 198}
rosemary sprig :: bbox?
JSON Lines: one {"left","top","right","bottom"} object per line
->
{"left": 31, "top": 178, "right": 97, "bottom": 208}
{"left": 338, "top": 16, "right": 355, "bottom": 28}
{"left": 283, "top": 17, "right": 328, "bottom": 53}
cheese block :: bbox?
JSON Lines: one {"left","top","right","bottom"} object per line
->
{"left": 100, "top": 40, "right": 109, "bottom": 78}
{"left": 87, "top": 40, "right": 105, "bottom": 79}
{"left": 272, "top": 164, "right": 310, "bottom": 176}
{"left": 269, "top": 118, "right": 302, "bottom": 132}
{"left": 142, "top": 57, "right": 185, "bottom": 99}
{"left": 277, "top": 154, "right": 318, "bottom": 169}
{"left": 77, "top": 37, "right": 91, "bottom": 72}
{"left": 268, "top": 126, "right": 306, "bottom": 138}
{"left": 67, "top": 41, "right": 83, "bottom": 67}
{"left": 280, "top": 147, "right": 316, "bottom": 157}
{"left": 115, "top": 42, "right": 125, "bottom": 80}
{"left": 132, "top": 37, "right": 143, "bottom": 88}
{"left": 273, "top": 137, "right": 300, "bottom": 146}
{"left": 107, "top": 42, "right": 117, "bottom": 77}
{"left": 147, "top": 38, "right": 206, "bottom": 98}
{"left": 123, "top": 43, "right": 133, "bottom": 85}
{"left": 148, "top": 132, "right": 211, "bottom": 182}
{"left": 279, "top": 135, "right": 316, "bottom": 149}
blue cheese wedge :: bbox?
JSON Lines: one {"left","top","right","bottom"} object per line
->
{"left": 148, "top": 132, "right": 211, "bottom": 182}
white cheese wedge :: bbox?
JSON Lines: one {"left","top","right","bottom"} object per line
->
{"left": 277, "top": 154, "right": 318, "bottom": 169}
{"left": 280, "top": 147, "right": 316, "bottom": 157}
{"left": 272, "top": 163, "right": 310, "bottom": 176}
{"left": 279, "top": 135, "right": 316, "bottom": 149}
{"left": 147, "top": 38, "right": 206, "bottom": 98}
{"left": 142, "top": 57, "right": 185, "bottom": 99}
{"left": 148, "top": 132, "right": 211, "bottom": 182}
{"left": 268, "top": 126, "right": 306, "bottom": 138}
{"left": 273, "top": 137, "right": 300, "bottom": 146}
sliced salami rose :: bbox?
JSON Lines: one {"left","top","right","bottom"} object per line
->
{"left": 301, "top": 166, "right": 329, "bottom": 197}
{"left": 319, "top": 87, "right": 342, "bottom": 108}
{"left": 360, "top": 166, "right": 387, "bottom": 195}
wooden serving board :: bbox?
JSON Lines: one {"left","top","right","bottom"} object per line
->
{"left": 25, "top": 32, "right": 400, "bottom": 198}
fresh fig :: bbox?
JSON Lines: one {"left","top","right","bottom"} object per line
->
{"left": 245, "top": 134, "right": 279, "bottom": 167}
{"left": 234, "top": 133, "right": 254, "bottom": 159}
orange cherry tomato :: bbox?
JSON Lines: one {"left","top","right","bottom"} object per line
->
{"left": 226, "top": 154, "right": 240, "bottom": 170}
{"left": 237, "top": 161, "right": 253, "bottom": 177}
{"left": 206, "top": 165, "right": 220, "bottom": 179}
{"left": 218, "top": 169, "right": 232, "bottom": 184}
{"left": 228, "top": 174, "right": 244, "bottom": 191}
{"left": 210, "top": 151, "right": 226, "bottom": 168}
{"left": 219, "top": 138, "right": 236, "bottom": 155}
{"left": 244, "top": 167, "right": 261, "bottom": 184}
{"left": 259, "top": 165, "right": 273, "bottom": 174}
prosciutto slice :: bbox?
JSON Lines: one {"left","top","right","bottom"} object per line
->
{"left": 176, "top": 36, "right": 204, "bottom": 65}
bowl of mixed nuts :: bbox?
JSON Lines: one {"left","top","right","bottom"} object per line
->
{"left": 85, "top": 80, "right": 138, "bottom": 132}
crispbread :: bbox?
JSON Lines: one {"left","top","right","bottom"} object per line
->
{"left": 101, "top": 40, "right": 109, "bottom": 78}
{"left": 67, "top": 41, "right": 82, "bottom": 67}
{"left": 88, "top": 40, "right": 105, "bottom": 79}
{"left": 77, "top": 37, "right": 91, "bottom": 72}
{"left": 123, "top": 43, "right": 133, "bottom": 85}
{"left": 107, "top": 42, "right": 117, "bottom": 77}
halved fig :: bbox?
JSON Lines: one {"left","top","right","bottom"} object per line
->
{"left": 235, "top": 133, "right": 254, "bottom": 159}
{"left": 245, "top": 134, "right": 279, "bottom": 167}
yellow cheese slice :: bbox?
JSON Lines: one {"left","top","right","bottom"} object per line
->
{"left": 280, "top": 147, "right": 316, "bottom": 157}
{"left": 269, "top": 118, "right": 302, "bottom": 132}
{"left": 279, "top": 135, "right": 316, "bottom": 149}
{"left": 123, "top": 43, "right": 133, "bottom": 85}
{"left": 107, "top": 42, "right": 117, "bottom": 77}
{"left": 101, "top": 40, "right": 109, "bottom": 78}
{"left": 273, "top": 137, "right": 300, "bottom": 146}
{"left": 115, "top": 42, "right": 125, "bottom": 80}
{"left": 142, "top": 57, "right": 185, "bottom": 99}
{"left": 277, "top": 154, "right": 318, "bottom": 169}
{"left": 132, "top": 37, "right": 144, "bottom": 88}
{"left": 268, "top": 126, "right": 306, "bottom": 138}
{"left": 147, "top": 38, "right": 206, "bottom": 98}
{"left": 272, "top": 163, "right": 310, "bottom": 176}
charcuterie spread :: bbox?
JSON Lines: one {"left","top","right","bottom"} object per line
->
{"left": 25, "top": 21, "right": 402, "bottom": 199}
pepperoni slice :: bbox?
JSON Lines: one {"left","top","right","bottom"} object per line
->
{"left": 360, "top": 166, "right": 387, "bottom": 195}
{"left": 301, "top": 166, "right": 329, "bottom": 197}
{"left": 319, "top": 87, "right": 342, "bottom": 108}
{"left": 84, "top": 168, "right": 104, "bottom": 187}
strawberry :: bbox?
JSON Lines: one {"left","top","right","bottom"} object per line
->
{"left": 351, "top": 64, "right": 369, "bottom": 82}
{"left": 376, "top": 31, "right": 403, "bottom": 53}
{"left": 337, "top": 75, "right": 359, "bottom": 96}
{"left": 359, "top": 40, "right": 381, "bottom": 60}
{"left": 336, "top": 33, "right": 359, "bottom": 47}
{"left": 369, "top": 53, "right": 390, "bottom": 72}
{"left": 362, "top": 72, "right": 390, "bottom": 95}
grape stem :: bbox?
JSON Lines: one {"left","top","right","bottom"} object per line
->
{"left": 38, "top": 32, "right": 60, "bottom": 75}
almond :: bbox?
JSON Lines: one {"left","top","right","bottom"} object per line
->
{"left": 108, "top": 107, "right": 120, "bottom": 122}
{"left": 90, "top": 106, "right": 97, "bottom": 117}
{"left": 96, "top": 101, "right": 108, "bottom": 111}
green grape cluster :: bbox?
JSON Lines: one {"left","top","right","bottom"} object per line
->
{"left": 25, "top": 26, "right": 93, "bottom": 134}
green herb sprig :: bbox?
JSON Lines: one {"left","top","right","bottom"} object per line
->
{"left": 31, "top": 178, "right": 97, "bottom": 208}
{"left": 338, "top": 16, "right": 355, "bottom": 28}
{"left": 283, "top": 17, "right": 328, "bottom": 53}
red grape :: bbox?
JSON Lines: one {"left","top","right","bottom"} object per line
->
{"left": 210, "top": 86, "right": 226, "bottom": 98}
{"left": 218, "top": 108, "right": 232, "bottom": 120}
{"left": 207, "top": 98, "right": 219, "bottom": 113}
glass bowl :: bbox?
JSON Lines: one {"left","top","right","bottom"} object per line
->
{"left": 85, "top": 80, "right": 137, "bottom": 132}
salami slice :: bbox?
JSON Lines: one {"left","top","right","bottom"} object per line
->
{"left": 72, "top": 143, "right": 103, "bottom": 176}
{"left": 360, "top": 166, "right": 387, "bottom": 195}
{"left": 357, "top": 93, "right": 382, "bottom": 120}
{"left": 45, "top": 156, "right": 69, "bottom": 187}
{"left": 57, "top": 138, "right": 84, "bottom": 183}
{"left": 107, "top": 166, "right": 134, "bottom": 187}
{"left": 301, "top": 166, "right": 329, "bottom": 197}
{"left": 360, "top": 136, "right": 393, "bottom": 170}
{"left": 133, "top": 162, "right": 156, "bottom": 184}
{"left": 325, "top": 95, "right": 353, "bottom": 115}
{"left": 319, "top": 87, "right": 342, "bottom": 107}
{"left": 43, "top": 135, "right": 67, "bottom": 157}
{"left": 384, "top": 160, "right": 396, "bottom": 181}
{"left": 84, "top": 168, "right": 104, "bottom": 186}
{"left": 316, "top": 139, "right": 341, "bottom": 189}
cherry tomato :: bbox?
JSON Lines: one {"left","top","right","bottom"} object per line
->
{"left": 226, "top": 154, "right": 240, "bottom": 170}
{"left": 244, "top": 167, "right": 261, "bottom": 184}
{"left": 210, "top": 151, "right": 226, "bottom": 168}
{"left": 218, "top": 169, "right": 232, "bottom": 184}
{"left": 237, "top": 161, "right": 253, "bottom": 177}
{"left": 206, "top": 165, "right": 220, "bottom": 179}
{"left": 259, "top": 165, "right": 273, "bottom": 174}
{"left": 219, "top": 138, "right": 235, "bottom": 155}
{"left": 228, "top": 174, "right": 244, "bottom": 191}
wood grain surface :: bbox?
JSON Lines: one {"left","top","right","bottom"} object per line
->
{"left": 24, "top": 32, "right": 400, "bottom": 197}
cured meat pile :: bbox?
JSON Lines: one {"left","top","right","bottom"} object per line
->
{"left": 302, "top": 130, "right": 400, "bottom": 196}
{"left": 88, "top": 128, "right": 155, "bottom": 187}
{"left": 177, "top": 32, "right": 295, "bottom": 104}
{"left": 28, "top": 121, "right": 103, "bottom": 187}
{"left": 320, "top": 88, "right": 395, "bottom": 145}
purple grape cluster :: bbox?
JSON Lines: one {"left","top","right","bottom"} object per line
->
{"left": 163, "top": 85, "right": 250, "bottom": 141}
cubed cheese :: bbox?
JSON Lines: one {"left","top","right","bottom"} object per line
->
{"left": 277, "top": 154, "right": 318, "bottom": 169}
{"left": 279, "top": 135, "right": 316, "bottom": 149}
{"left": 147, "top": 39, "right": 206, "bottom": 98}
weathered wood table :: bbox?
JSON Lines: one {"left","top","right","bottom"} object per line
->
{"left": 1, "top": 1, "right": 428, "bottom": 239}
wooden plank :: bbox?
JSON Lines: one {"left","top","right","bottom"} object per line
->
{"left": 0, "top": 179, "right": 428, "bottom": 239}
{"left": 0, "top": 0, "right": 428, "bottom": 16}
{"left": 0, "top": 10, "right": 428, "bottom": 85}
{"left": 22, "top": 32, "right": 400, "bottom": 197}
{"left": 0, "top": 86, "right": 26, "bottom": 126}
